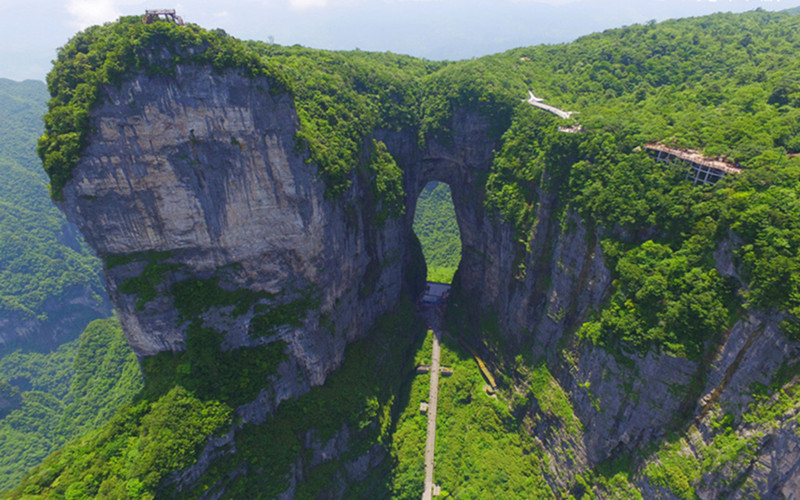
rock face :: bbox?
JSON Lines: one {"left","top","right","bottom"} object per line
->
{"left": 58, "top": 62, "right": 800, "bottom": 496}
{"left": 59, "top": 62, "right": 511, "bottom": 392}
{"left": 61, "top": 65, "right": 418, "bottom": 407}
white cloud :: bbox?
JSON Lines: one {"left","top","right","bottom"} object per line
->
{"left": 66, "top": 0, "right": 146, "bottom": 29}
{"left": 67, "top": 0, "right": 121, "bottom": 28}
{"left": 289, "top": 0, "right": 330, "bottom": 8}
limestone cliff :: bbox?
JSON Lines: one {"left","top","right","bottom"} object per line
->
{"left": 464, "top": 186, "right": 800, "bottom": 496}
{"left": 45, "top": 20, "right": 800, "bottom": 498}
{"left": 60, "top": 64, "right": 417, "bottom": 417}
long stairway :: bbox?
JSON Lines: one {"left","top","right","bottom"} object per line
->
{"left": 422, "top": 326, "right": 441, "bottom": 500}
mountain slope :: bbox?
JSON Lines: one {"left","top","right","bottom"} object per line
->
{"left": 0, "top": 317, "right": 141, "bottom": 492}
{"left": 0, "top": 79, "right": 135, "bottom": 491}
{"left": 0, "top": 78, "right": 110, "bottom": 354}
{"left": 10, "top": 9, "right": 800, "bottom": 498}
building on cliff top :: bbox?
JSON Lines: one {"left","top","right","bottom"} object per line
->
{"left": 645, "top": 142, "right": 742, "bottom": 186}
{"left": 143, "top": 9, "right": 184, "bottom": 25}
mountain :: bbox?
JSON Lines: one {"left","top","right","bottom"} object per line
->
{"left": 0, "top": 78, "right": 111, "bottom": 354}
{"left": 0, "top": 79, "right": 141, "bottom": 491}
{"left": 9, "top": 9, "right": 800, "bottom": 498}
{"left": 0, "top": 317, "right": 141, "bottom": 491}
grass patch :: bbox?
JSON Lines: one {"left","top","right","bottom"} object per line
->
{"left": 526, "top": 361, "right": 583, "bottom": 437}
{"left": 171, "top": 276, "right": 272, "bottom": 322}
{"left": 248, "top": 293, "right": 319, "bottom": 338}
{"left": 140, "top": 324, "right": 287, "bottom": 407}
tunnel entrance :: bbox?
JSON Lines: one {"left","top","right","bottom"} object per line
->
{"left": 412, "top": 181, "right": 462, "bottom": 304}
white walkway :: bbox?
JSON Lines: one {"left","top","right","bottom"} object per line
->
{"left": 526, "top": 90, "right": 574, "bottom": 120}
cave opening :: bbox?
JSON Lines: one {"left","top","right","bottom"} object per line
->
{"left": 412, "top": 181, "right": 463, "bottom": 302}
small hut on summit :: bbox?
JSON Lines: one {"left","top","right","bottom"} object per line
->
{"left": 143, "top": 9, "right": 184, "bottom": 25}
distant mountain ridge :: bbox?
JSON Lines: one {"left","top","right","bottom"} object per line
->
{"left": 0, "top": 78, "right": 110, "bottom": 354}
{"left": 0, "top": 78, "right": 138, "bottom": 493}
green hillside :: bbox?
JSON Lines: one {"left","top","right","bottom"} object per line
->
{"left": 0, "top": 317, "right": 141, "bottom": 492}
{"left": 12, "top": 8, "right": 800, "bottom": 498}
{"left": 0, "top": 80, "right": 136, "bottom": 490}
{"left": 413, "top": 182, "right": 462, "bottom": 283}
{"left": 0, "top": 78, "right": 109, "bottom": 354}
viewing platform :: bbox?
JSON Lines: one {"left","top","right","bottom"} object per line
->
{"left": 645, "top": 142, "right": 742, "bottom": 186}
{"left": 526, "top": 91, "right": 582, "bottom": 133}
{"left": 143, "top": 9, "right": 184, "bottom": 25}
{"left": 526, "top": 91, "right": 575, "bottom": 120}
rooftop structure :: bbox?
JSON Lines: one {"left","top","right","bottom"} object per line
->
{"left": 421, "top": 282, "right": 450, "bottom": 304}
{"left": 558, "top": 124, "right": 584, "bottom": 134}
{"left": 143, "top": 9, "right": 184, "bottom": 25}
{"left": 645, "top": 142, "right": 742, "bottom": 186}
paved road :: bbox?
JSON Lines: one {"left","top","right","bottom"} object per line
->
{"left": 422, "top": 327, "right": 441, "bottom": 500}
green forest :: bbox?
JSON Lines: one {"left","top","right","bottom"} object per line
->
{"left": 6, "top": 6, "right": 800, "bottom": 499}
{"left": 385, "top": 329, "right": 554, "bottom": 498}
{"left": 0, "top": 318, "right": 140, "bottom": 491}
{"left": 413, "top": 182, "right": 462, "bottom": 283}
{"left": 0, "top": 79, "right": 107, "bottom": 354}
{"left": 0, "top": 79, "right": 137, "bottom": 490}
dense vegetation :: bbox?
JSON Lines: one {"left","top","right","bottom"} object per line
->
{"left": 413, "top": 182, "right": 462, "bottom": 283}
{"left": 15, "top": 7, "right": 800, "bottom": 498}
{"left": 6, "top": 384, "right": 230, "bottom": 499}
{"left": 0, "top": 79, "right": 107, "bottom": 354}
{"left": 7, "top": 299, "right": 425, "bottom": 499}
{"left": 244, "top": 42, "right": 440, "bottom": 199}
{"left": 386, "top": 330, "right": 553, "bottom": 498}
{"left": 0, "top": 318, "right": 141, "bottom": 492}
{"left": 0, "top": 78, "right": 128, "bottom": 491}
{"left": 474, "top": 10, "right": 800, "bottom": 357}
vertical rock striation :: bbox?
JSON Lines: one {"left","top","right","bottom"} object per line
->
{"left": 59, "top": 65, "right": 412, "bottom": 417}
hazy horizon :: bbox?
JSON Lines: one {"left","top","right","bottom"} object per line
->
{"left": 1, "top": 0, "right": 799, "bottom": 82}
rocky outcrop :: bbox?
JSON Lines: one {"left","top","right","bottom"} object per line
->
{"left": 56, "top": 57, "right": 513, "bottom": 493}
{"left": 59, "top": 57, "right": 512, "bottom": 394}
{"left": 501, "top": 224, "right": 800, "bottom": 493}
{"left": 61, "top": 64, "right": 414, "bottom": 388}
{"left": 57, "top": 57, "right": 800, "bottom": 497}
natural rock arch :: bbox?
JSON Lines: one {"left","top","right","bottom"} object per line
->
{"left": 58, "top": 65, "right": 608, "bottom": 426}
{"left": 54, "top": 60, "right": 721, "bottom": 489}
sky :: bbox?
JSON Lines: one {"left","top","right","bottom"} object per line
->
{"left": 1, "top": 0, "right": 799, "bottom": 82}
